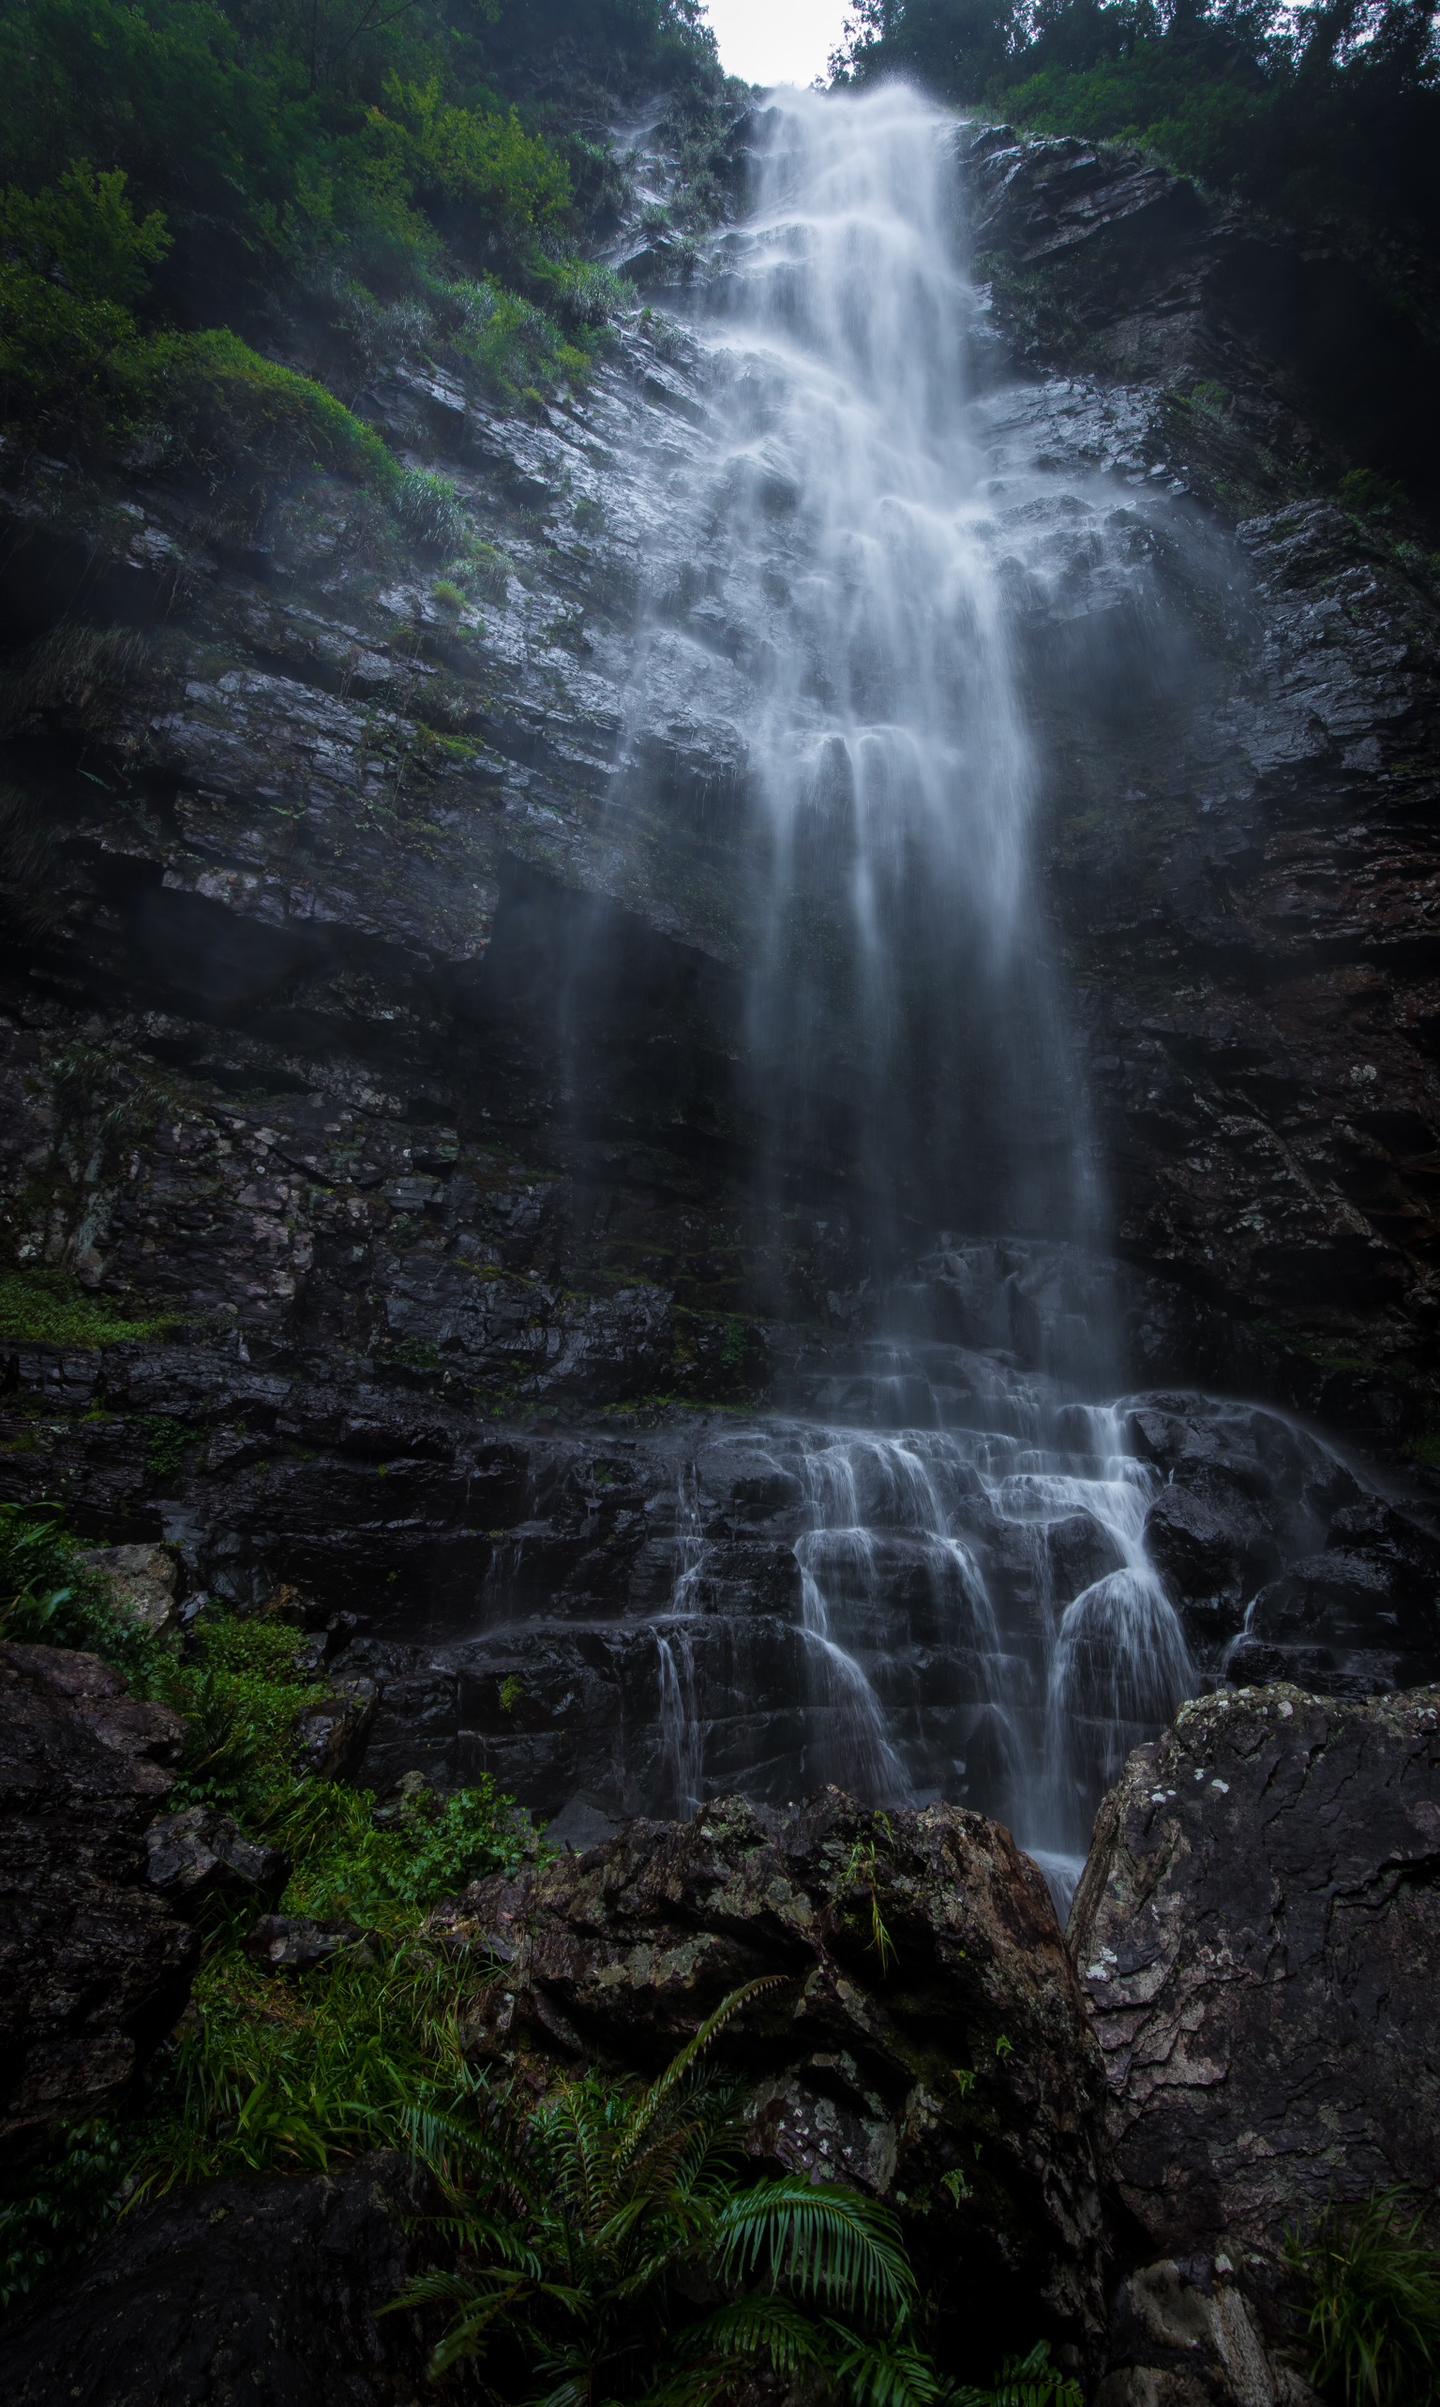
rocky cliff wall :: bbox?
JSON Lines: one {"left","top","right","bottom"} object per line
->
{"left": 3, "top": 113, "right": 1440, "bottom": 1817}
{"left": 966, "top": 128, "right": 1440, "bottom": 1447}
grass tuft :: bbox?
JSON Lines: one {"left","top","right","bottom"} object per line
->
{"left": 1287, "top": 2190, "right": 1440, "bottom": 2407}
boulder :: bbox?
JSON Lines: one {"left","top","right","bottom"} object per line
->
{"left": 1231, "top": 1551, "right": 1436, "bottom": 1695}
{"left": 145, "top": 1806, "right": 288, "bottom": 1911}
{"left": 243, "top": 1913, "right": 366, "bottom": 1974}
{"left": 0, "top": 2155, "right": 432, "bottom": 2406}
{"left": 291, "top": 1676, "right": 377, "bottom": 1779}
{"left": 79, "top": 1542, "right": 181, "bottom": 1635}
{"left": 444, "top": 1789, "right": 1110, "bottom": 2374}
{"left": 0, "top": 1643, "right": 196, "bottom": 2138}
{"left": 1071, "top": 1683, "right": 1440, "bottom": 2384}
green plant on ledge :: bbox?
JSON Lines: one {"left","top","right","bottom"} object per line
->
{"left": 1286, "top": 2189, "right": 1440, "bottom": 2406}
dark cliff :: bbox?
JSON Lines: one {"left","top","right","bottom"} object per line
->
{"left": 3, "top": 111, "right": 1440, "bottom": 1817}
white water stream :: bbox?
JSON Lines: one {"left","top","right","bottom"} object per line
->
{"left": 625, "top": 88, "right": 1195, "bottom": 1889}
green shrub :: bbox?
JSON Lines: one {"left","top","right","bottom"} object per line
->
{"left": 0, "top": 1526, "right": 532, "bottom": 2278}
{"left": 1287, "top": 2190, "right": 1440, "bottom": 2407}
{"left": 0, "top": 2119, "right": 124, "bottom": 2311}
{"left": 375, "top": 76, "right": 573, "bottom": 238}
{"left": 0, "top": 4, "right": 655, "bottom": 475}
{"left": 0, "top": 1501, "right": 170, "bottom": 1688}
{"left": 391, "top": 466, "right": 470, "bottom": 549}
{"left": 431, "top": 578, "right": 465, "bottom": 611}
{"left": 0, "top": 161, "right": 169, "bottom": 306}
{"left": 539, "top": 255, "right": 635, "bottom": 329}
{"left": 0, "top": 164, "right": 162, "bottom": 432}
{"left": 130, "top": 1940, "right": 473, "bottom": 2194}
{"left": 274, "top": 1774, "right": 524, "bottom": 1928}
{"left": 446, "top": 276, "right": 590, "bottom": 398}
{"left": 165, "top": 1611, "right": 314, "bottom": 1811}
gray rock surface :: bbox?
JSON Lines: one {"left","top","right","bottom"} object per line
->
{"left": 966, "top": 125, "right": 1440, "bottom": 1428}
{"left": 144, "top": 1805, "right": 288, "bottom": 1910}
{"left": 78, "top": 1543, "right": 181, "bottom": 1634}
{"left": 0, "top": 2155, "right": 433, "bottom": 2406}
{"left": 3, "top": 117, "right": 1440, "bottom": 1830}
{"left": 0, "top": 1643, "right": 196, "bottom": 2136}
{"left": 1071, "top": 1682, "right": 1440, "bottom": 2379}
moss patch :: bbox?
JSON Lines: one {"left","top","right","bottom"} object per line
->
{"left": 0, "top": 1269, "right": 184, "bottom": 1348}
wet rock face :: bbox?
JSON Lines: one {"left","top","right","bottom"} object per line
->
{"left": 1, "top": 109, "right": 1438, "bottom": 1848}
{"left": 1070, "top": 1685, "right": 1440, "bottom": 2286}
{"left": 1126, "top": 1392, "right": 1440, "bottom": 1688}
{"left": 0, "top": 2155, "right": 431, "bottom": 2407}
{"left": 0, "top": 1643, "right": 196, "bottom": 2137}
{"left": 967, "top": 126, "right": 1440, "bottom": 1427}
{"left": 447, "top": 1790, "right": 1110, "bottom": 2369}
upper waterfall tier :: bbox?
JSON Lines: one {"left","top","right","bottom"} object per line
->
{"left": 607, "top": 85, "right": 1103, "bottom": 1260}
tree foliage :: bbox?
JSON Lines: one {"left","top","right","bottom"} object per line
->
{"left": 0, "top": 0, "right": 718, "bottom": 471}
{"left": 831, "top": 0, "right": 1440, "bottom": 255}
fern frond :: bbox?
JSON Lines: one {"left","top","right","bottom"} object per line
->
{"left": 617, "top": 1977, "right": 789, "bottom": 2173}
{"left": 949, "top": 2342, "right": 1084, "bottom": 2407}
{"left": 716, "top": 2177, "right": 915, "bottom": 2321}
{"left": 677, "top": 2292, "right": 829, "bottom": 2373}
{"left": 527, "top": 2381, "right": 592, "bottom": 2407}
{"left": 387, "top": 2268, "right": 531, "bottom": 2376}
{"left": 828, "top": 2322, "right": 950, "bottom": 2406}
{"left": 425, "top": 2208, "right": 543, "bottom": 2277}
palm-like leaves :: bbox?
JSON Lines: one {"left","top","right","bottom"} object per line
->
{"left": 951, "top": 2345, "right": 1085, "bottom": 2407}
{"left": 391, "top": 1978, "right": 933, "bottom": 2403}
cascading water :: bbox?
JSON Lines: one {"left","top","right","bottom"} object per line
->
{"left": 588, "top": 87, "right": 1208, "bottom": 1891}
{"left": 704, "top": 87, "right": 1097, "bottom": 1258}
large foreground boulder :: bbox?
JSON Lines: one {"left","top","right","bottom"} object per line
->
{"left": 447, "top": 1789, "right": 1110, "bottom": 2373}
{"left": 0, "top": 2157, "right": 432, "bottom": 2406}
{"left": 1072, "top": 1683, "right": 1440, "bottom": 2404}
{"left": 0, "top": 1643, "right": 197, "bottom": 2138}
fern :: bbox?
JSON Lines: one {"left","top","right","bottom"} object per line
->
{"left": 392, "top": 1980, "right": 941, "bottom": 2400}
{"left": 952, "top": 2342, "right": 1085, "bottom": 2407}
{"left": 715, "top": 2177, "right": 915, "bottom": 2319}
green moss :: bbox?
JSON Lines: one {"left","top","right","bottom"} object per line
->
{"left": 0, "top": 1269, "right": 182, "bottom": 1348}
{"left": 384, "top": 1335, "right": 445, "bottom": 1372}
{"left": 141, "top": 1414, "right": 201, "bottom": 1482}
{"left": 129, "top": 325, "right": 397, "bottom": 483}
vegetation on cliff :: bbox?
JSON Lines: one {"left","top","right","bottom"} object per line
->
{"left": 0, "top": 1507, "right": 1083, "bottom": 2402}
{"left": 0, "top": 0, "right": 722, "bottom": 484}
{"left": 833, "top": 0, "right": 1438, "bottom": 254}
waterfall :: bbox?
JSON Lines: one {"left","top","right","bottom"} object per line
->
{"left": 704, "top": 86, "right": 1098, "bottom": 1265}
{"left": 603, "top": 86, "right": 1197, "bottom": 1884}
